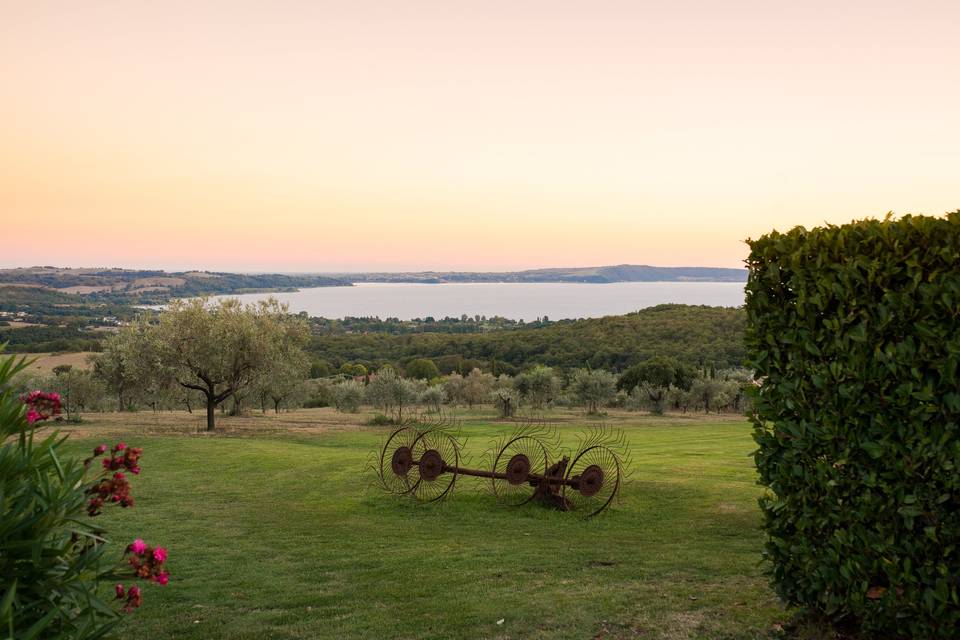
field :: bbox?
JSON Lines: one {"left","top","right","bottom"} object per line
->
{"left": 19, "top": 351, "right": 96, "bottom": 372}
{"left": 59, "top": 408, "right": 791, "bottom": 639}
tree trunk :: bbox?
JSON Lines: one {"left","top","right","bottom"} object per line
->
{"left": 206, "top": 395, "right": 216, "bottom": 431}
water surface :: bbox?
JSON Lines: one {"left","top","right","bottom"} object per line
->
{"left": 213, "top": 281, "right": 744, "bottom": 321}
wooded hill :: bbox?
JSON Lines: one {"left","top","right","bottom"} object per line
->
{"left": 0, "top": 267, "right": 348, "bottom": 303}
{"left": 307, "top": 304, "right": 746, "bottom": 373}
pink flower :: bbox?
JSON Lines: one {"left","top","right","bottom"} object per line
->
{"left": 152, "top": 546, "right": 168, "bottom": 564}
{"left": 154, "top": 571, "right": 170, "bottom": 586}
{"left": 116, "top": 442, "right": 127, "bottom": 451}
{"left": 94, "top": 444, "right": 107, "bottom": 455}
{"left": 26, "top": 409, "right": 41, "bottom": 424}
{"left": 129, "top": 539, "right": 147, "bottom": 555}
{"left": 114, "top": 584, "right": 126, "bottom": 599}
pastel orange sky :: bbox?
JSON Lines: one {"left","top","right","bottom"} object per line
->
{"left": 2, "top": 1, "right": 957, "bottom": 272}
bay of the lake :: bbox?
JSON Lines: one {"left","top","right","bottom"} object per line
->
{"left": 213, "top": 281, "right": 745, "bottom": 321}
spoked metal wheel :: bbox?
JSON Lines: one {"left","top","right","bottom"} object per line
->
{"left": 409, "top": 429, "right": 460, "bottom": 502}
{"left": 490, "top": 434, "right": 550, "bottom": 506}
{"left": 562, "top": 445, "right": 622, "bottom": 517}
{"left": 377, "top": 426, "right": 420, "bottom": 494}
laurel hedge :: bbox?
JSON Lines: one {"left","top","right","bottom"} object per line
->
{"left": 745, "top": 212, "right": 960, "bottom": 637}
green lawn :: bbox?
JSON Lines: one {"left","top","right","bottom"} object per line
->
{"left": 65, "top": 412, "right": 788, "bottom": 639}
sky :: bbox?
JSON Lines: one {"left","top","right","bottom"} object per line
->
{"left": 1, "top": 0, "right": 958, "bottom": 272}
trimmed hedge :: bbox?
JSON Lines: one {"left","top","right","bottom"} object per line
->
{"left": 745, "top": 212, "right": 960, "bottom": 637}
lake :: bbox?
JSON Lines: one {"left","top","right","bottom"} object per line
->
{"left": 213, "top": 281, "right": 745, "bottom": 321}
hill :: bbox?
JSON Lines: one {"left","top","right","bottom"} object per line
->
{"left": 331, "top": 264, "right": 746, "bottom": 283}
{"left": 0, "top": 267, "right": 349, "bottom": 303}
{"left": 308, "top": 304, "right": 746, "bottom": 372}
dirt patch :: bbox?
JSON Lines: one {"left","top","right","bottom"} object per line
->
{"left": 716, "top": 502, "right": 744, "bottom": 514}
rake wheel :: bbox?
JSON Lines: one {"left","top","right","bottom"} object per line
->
{"left": 490, "top": 434, "right": 550, "bottom": 506}
{"left": 377, "top": 426, "right": 420, "bottom": 494}
{"left": 409, "top": 429, "right": 460, "bottom": 502}
{"left": 562, "top": 444, "right": 622, "bottom": 517}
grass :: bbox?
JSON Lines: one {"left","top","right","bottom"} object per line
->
{"left": 60, "top": 408, "right": 794, "bottom": 639}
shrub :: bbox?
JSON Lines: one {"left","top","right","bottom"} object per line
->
{"left": 363, "top": 413, "right": 395, "bottom": 426}
{"left": 0, "top": 353, "right": 171, "bottom": 637}
{"left": 745, "top": 212, "right": 960, "bottom": 637}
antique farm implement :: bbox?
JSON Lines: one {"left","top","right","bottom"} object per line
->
{"left": 374, "top": 422, "right": 629, "bottom": 517}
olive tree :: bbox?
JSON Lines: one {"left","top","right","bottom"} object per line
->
{"left": 147, "top": 297, "right": 309, "bottom": 430}
{"left": 252, "top": 348, "right": 310, "bottom": 413}
{"left": 365, "top": 366, "right": 419, "bottom": 421}
{"left": 418, "top": 385, "right": 446, "bottom": 412}
{"left": 93, "top": 324, "right": 145, "bottom": 411}
{"left": 332, "top": 380, "right": 364, "bottom": 413}
{"left": 516, "top": 365, "right": 560, "bottom": 409}
{"left": 633, "top": 383, "right": 670, "bottom": 415}
{"left": 462, "top": 368, "right": 495, "bottom": 408}
{"left": 491, "top": 387, "right": 519, "bottom": 418}
{"left": 570, "top": 368, "right": 617, "bottom": 414}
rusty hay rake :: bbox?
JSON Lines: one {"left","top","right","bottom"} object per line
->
{"left": 373, "top": 420, "right": 630, "bottom": 517}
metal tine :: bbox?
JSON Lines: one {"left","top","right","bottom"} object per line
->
{"left": 566, "top": 423, "right": 633, "bottom": 515}
{"left": 479, "top": 419, "right": 560, "bottom": 496}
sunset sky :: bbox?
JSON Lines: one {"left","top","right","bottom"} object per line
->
{"left": 2, "top": 1, "right": 957, "bottom": 272}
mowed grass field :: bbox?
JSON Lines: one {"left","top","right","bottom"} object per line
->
{"left": 59, "top": 408, "right": 789, "bottom": 640}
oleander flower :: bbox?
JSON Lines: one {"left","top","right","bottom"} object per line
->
{"left": 124, "top": 585, "right": 142, "bottom": 612}
{"left": 20, "top": 390, "right": 62, "bottom": 422}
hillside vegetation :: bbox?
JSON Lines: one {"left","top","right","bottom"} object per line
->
{"left": 340, "top": 263, "right": 746, "bottom": 283}
{"left": 308, "top": 304, "right": 746, "bottom": 372}
{"left": 0, "top": 267, "right": 348, "bottom": 303}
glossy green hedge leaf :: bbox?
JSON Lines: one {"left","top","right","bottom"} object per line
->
{"left": 746, "top": 211, "right": 960, "bottom": 638}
